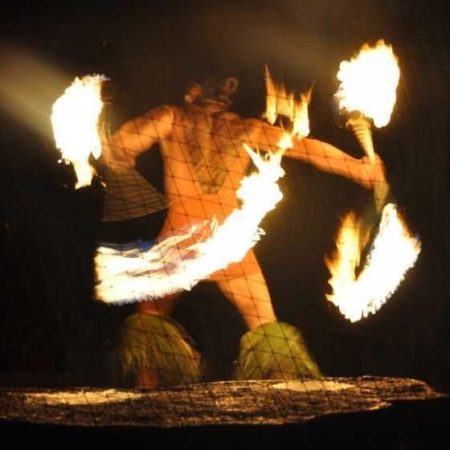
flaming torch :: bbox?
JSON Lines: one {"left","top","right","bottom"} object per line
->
{"left": 51, "top": 75, "right": 106, "bottom": 188}
{"left": 336, "top": 40, "right": 399, "bottom": 211}
{"left": 335, "top": 40, "right": 400, "bottom": 163}
{"left": 327, "top": 41, "right": 421, "bottom": 321}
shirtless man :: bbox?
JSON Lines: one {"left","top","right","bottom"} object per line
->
{"left": 102, "top": 76, "right": 385, "bottom": 387}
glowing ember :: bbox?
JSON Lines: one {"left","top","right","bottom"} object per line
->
{"left": 335, "top": 40, "right": 400, "bottom": 128}
{"left": 51, "top": 75, "right": 106, "bottom": 188}
{"left": 326, "top": 204, "right": 421, "bottom": 322}
{"left": 95, "top": 147, "right": 285, "bottom": 303}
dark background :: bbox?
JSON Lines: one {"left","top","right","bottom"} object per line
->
{"left": 0, "top": 0, "right": 448, "bottom": 391}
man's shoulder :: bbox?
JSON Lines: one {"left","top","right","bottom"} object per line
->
{"left": 147, "top": 104, "right": 178, "bottom": 115}
{"left": 165, "top": 104, "right": 194, "bottom": 122}
{"left": 138, "top": 104, "right": 180, "bottom": 129}
{"left": 220, "top": 111, "right": 244, "bottom": 122}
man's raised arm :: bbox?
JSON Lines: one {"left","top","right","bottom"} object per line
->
{"left": 245, "top": 119, "right": 386, "bottom": 190}
{"left": 102, "top": 105, "right": 174, "bottom": 167}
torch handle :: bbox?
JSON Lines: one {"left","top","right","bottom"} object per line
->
{"left": 347, "top": 116, "right": 375, "bottom": 163}
{"left": 347, "top": 115, "right": 391, "bottom": 212}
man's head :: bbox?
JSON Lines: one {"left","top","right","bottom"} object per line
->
{"left": 184, "top": 76, "right": 239, "bottom": 108}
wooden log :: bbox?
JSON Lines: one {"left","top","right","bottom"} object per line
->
{"left": 0, "top": 377, "right": 445, "bottom": 428}
{"left": 0, "top": 377, "right": 450, "bottom": 449}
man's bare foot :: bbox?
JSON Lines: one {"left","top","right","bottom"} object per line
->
{"left": 136, "top": 369, "right": 159, "bottom": 388}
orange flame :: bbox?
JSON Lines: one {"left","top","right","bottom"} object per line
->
{"left": 264, "top": 65, "right": 311, "bottom": 145}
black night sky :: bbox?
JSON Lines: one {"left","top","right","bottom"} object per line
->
{"left": 0, "top": 0, "right": 448, "bottom": 391}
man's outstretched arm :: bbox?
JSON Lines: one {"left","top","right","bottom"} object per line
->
{"left": 102, "top": 105, "right": 174, "bottom": 167}
{"left": 287, "top": 137, "right": 386, "bottom": 190}
{"left": 245, "top": 119, "right": 386, "bottom": 190}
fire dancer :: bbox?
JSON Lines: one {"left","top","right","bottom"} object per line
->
{"left": 101, "top": 76, "right": 385, "bottom": 387}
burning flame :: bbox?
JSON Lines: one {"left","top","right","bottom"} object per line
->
{"left": 51, "top": 75, "right": 106, "bottom": 188}
{"left": 335, "top": 40, "right": 400, "bottom": 163}
{"left": 335, "top": 40, "right": 400, "bottom": 128}
{"left": 326, "top": 204, "right": 421, "bottom": 322}
{"left": 95, "top": 69, "right": 310, "bottom": 304}
{"left": 95, "top": 147, "right": 285, "bottom": 303}
{"left": 264, "top": 65, "right": 311, "bottom": 144}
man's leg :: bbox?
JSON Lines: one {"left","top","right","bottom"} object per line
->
{"left": 217, "top": 270, "right": 276, "bottom": 330}
{"left": 139, "top": 295, "right": 179, "bottom": 317}
{"left": 135, "top": 296, "right": 178, "bottom": 387}
{"left": 216, "top": 257, "right": 322, "bottom": 380}
{"left": 119, "top": 294, "right": 202, "bottom": 388}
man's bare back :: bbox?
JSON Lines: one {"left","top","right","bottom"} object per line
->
{"left": 152, "top": 103, "right": 263, "bottom": 280}
{"left": 162, "top": 105, "right": 252, "bottom": 220}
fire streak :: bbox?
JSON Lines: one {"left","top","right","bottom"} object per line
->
{"left": 95, "top": 147, "right": 285, "bottom": 303}
{"left": 326, "top": 204, "right": 421, "bottom": 322}
{"left": 51, "top": 75, "right": 106, "bottom": 188}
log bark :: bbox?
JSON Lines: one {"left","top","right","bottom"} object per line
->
{"left": 0, "top": 377, "right": 444, "bottom": 428}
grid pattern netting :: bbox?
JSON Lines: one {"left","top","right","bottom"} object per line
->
{"left": 0, "top": 0, "right": 448, "bottom": 407}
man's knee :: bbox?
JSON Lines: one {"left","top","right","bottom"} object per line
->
{"left": 138, "top": 295, "right": 179, "bottom": 316}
